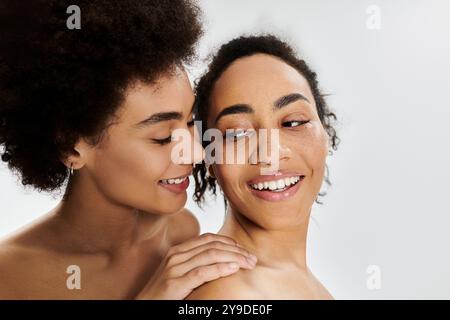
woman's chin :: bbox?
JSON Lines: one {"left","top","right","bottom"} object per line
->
{"left": 139, "top": 197, "right": 187, "bottom": 216}
{"left": 237, "top": 200, "right": 312, "bottom": 229}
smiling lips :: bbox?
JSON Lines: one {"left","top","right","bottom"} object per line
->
{"left": 247, "top": 172, "right": 305, "bottom": 202}
{"left": 159, "top": 174, "right": 190, "bottom": 194}
{"left": 158, "top": 171, "right": 304, "bottom": 199}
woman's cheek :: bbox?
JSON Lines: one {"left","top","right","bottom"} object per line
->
{"left": 144, "top": 151, "right": 166, "bottom": 176}
{"left": 306, "top": 125, "right": 329, "bottom": 190}
{"left": 302, "top": 121, "right": 329, "bottom": 158}
{"left": 215, "top": 164, "right": 234, "bottom": 186}
{"left": 214, "top": 164, "right": 243, "bottom": 198}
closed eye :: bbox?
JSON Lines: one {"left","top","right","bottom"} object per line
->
{"left": 152, "top": 135, "right": 172, "bottom": 145}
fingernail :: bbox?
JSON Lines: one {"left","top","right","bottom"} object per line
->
{"left": 249, "top": 254, "right": 258, "bottom": 263}
{"left": 246, "top": 256, "right": 257, "bottom": 266}
{"left": 228, "top": 262, "right": 239, "bottom": 270}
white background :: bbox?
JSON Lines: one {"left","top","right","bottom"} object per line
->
{"left": 1, "top": 0, "right": 450, "bottom": 299}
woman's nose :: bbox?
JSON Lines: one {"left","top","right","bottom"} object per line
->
{"left": 278, "top": 142, "right": 292, "bottom": 161}
{"left": 249, "top": 129, "right": 291, "bottom": 167}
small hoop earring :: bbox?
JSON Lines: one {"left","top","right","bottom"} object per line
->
{"left": 69, "top": 162, "right": 74, "bottom": 176}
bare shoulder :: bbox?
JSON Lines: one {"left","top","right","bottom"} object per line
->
{"left": 309, "top": 270, "right": 334, "bottom": 300}
{"left": 0, "top": 239, "right": 40, "bottom": 298}
{"left": 186, "top": 269, "right": 264, "bottom": 300}
{"left": 0, "top": 215, "right": 60, "bottom": 299}
{"left": 168, "top": 208, "right": 200, "bottom": 245}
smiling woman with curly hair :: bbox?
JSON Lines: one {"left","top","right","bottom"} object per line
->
{"left": 188, "top": 34, "right": 340, "bottom": 299}
{"left": 0, "top": 0, "right": 257, "bottom": 299}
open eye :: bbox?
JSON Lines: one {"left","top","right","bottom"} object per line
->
{"left": 282, "top": 120, "right": 310, "bottom": 128}
{"left": 187, "top": 115, "right": 195, "bottom": 127}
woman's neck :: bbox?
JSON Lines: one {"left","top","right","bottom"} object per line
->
{"left": 220, "top": 206, "right": 311, "bottom": 271}
{"left": 49, "top": 173, "right": 170, "bottom": 257}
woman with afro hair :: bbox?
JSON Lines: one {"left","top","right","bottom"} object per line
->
{"left": 0, "top": 0, "right": 257, "bottom": 299}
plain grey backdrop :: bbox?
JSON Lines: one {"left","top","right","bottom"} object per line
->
{"left": 1, "top": 0, "right": 449, "bottom": 299}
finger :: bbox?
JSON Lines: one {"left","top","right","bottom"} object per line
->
{"left": 169, "top": 248, "right": 257, "bottom": 277}
{"left": 168, "top": 233, "right": 239, "bottom": 254}
{"left": 177, "top": 262, "right": 241, "bottom": 294}
{"left": 167, "top": 241, "right": 255, "bottom": 266}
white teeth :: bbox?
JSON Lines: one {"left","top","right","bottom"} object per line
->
{"left": 161, "top": 177, "right": 186, "bottom": 185}
{"left": 276, "top": 179, "right": 285, "bottom": 189}
{"left": 250, "top": 176, "right": 302, "bottom": 191}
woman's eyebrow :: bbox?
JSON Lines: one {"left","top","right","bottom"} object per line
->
{"left": 134, "top": 111, "right": 183, "bottom": 128}
{"left": 215, "top": 104, "right": 254, "bottom": 124}
{"left": 135, "top": 99, "right": 196, "bottom": 128}
{"left": 214, "top": 93, "right": 309, "bottom": 124}
{"left": 273, "top": 93, "right": 310, "bottom": 110}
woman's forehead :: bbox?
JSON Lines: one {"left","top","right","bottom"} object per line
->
{"left": 210, "top": 54, "right": 314, "bottom": 111}
{"left": 117, "top": 73, "right": 194, "bottom": 125}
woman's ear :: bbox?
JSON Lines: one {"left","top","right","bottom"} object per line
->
{"left": 63, "top": 138, "right": 92, "bottom": 170}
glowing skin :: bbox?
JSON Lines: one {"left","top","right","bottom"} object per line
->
{"left": 80, "top": 70, "right": 200, "bottom": 216}
{"left": 187, "top": 54, "right": 333, "bottom": 299}
{"left": 0, "top": 68, "right": 256, "bottom": 299}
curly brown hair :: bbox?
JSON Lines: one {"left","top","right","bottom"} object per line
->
{"left": 0, "top": 0, "right": 203, "bottom": 191}
{"left": 193, "top": 34, "right": 340, "bottom": 205}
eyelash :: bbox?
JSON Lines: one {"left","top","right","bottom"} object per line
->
{"left": 152, "top": 135, "right": 172, "bottom": 145}
{"left": 282, "top": 120, "right": 310, "bottom": 128}
{"left": 224, "top": 129, "right": 255, "bottom": 142}
{"left": 152, "top": 118, "right": 194, "bottom": 145}
{"left": 223, "top": 120, "right": 309, "bottom": 142}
